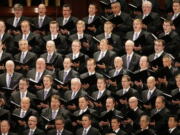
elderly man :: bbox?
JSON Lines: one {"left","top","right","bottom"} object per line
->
{"left": 0, "top": 120, "right": 17, "bottom": 135}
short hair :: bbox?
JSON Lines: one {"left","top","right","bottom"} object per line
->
{"left": 173, "top": 0, "right": 180, "bottom": 4}
{"left": 55, "top": 117, "right": 65, "bottom": 124}
{"left": 89, "top": 3, "right": 97, "bottom": 8}
{"left": 154, "top": 39, "right": 165, "bottom": 46}
{"left": 175, "top": 74, "right": 180, "bottom": 79}
{"left": 19, "top": 78, "right": 29, "bottom": 85}
{"left": 71, "top": 78, "right": 81, "bottom": 84}
{"left": 18, "top": 39, "right": 28, "bottom": 45}
{"left": 82, "top": 114, "right": 92, "bottom": 121}
{"left": 163, "top": 54, "right": 173, "bottom": 61}
{"left": 50, "top": 21, "right": 59, "bottom": 27}
{"left": 168, "top": 115, "right": 179, "bottom": 122}
{"left": 164, "top": 20, "right": 173, "bottom": 26}
{"left": 63, "top": 4, "right": 72, "bottom": 10}
{"left": 86, "top": 58, "right": 96, "bottom": 65}
{"left": 51, "top": 95, "right": 60, "bottom": 102}
{"left": 76, "top": 20, "right": 85, "bottom": 27}
{"left": 156, "top": 96, "right": 165, "bottom": 104}
{"left": 104, "top": 21, "right": 113, "bottom": 26}
{"left": 72, "top": 39, "right": 81, "bottom": 47}
{"left": 21, "top": 20, "right": 30, "bottom": 26}
{"left": 125, "top": 40, "right": 134, "bottom": 47}
{"left": 142, "top": 1, "right": 152, "bottom": 8}
{"left": 97, "top": 77, "right": 106, "bottom": 84}
{"left": 133, "top": 18, "right": 143, "bottom": 24}
{"left": 43, "top": 75, "right": 53, "bottom": 83}
{"left": 79, "top": 96, "right": 88, "bottom": 102}
{"left": 111, "top": 116, "right": 121, "bottom": 123}
{"left": 107, "top": 97, "right": 116, "bottom": 104}
{"left": 13, "top": 3, "right": 23, "bottom": 10}
{"left": 141, "top": 115, "right": 150, "bottom": 122}
{"left": 122, "top": 75, "right": 131, "bottom": 82}
{"left": 111, "top": 1, "right": 121, "bottom": 7}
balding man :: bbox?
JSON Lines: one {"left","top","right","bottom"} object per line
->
{"left": 122, "top": 40, "right": 140, "bottom": 72}
{"left": 141, "top": 76, "right": 162, "bottom": 110}
{"left": 0, "top": 60, "right": 23, "bottom": 90}
{"left": 108, "top": 56, "right": 127, "bottom": 92}
{"left": 23, "top": 115, "right": 45, "bottom": 135}
{"left": 12, "top": 97, "right": 38, "bottom": 134}
{"left": 14, "top": 39, "right": 37, "bottom": 73}
{"left": 40, "top": 40, "right": 63, "bottom": 70}
{"left": 31, "top": 3, "right": 53, "bottom": 34}
{"left": 0, "top": 120, "right": 17, "bottom": 135}
{"left": 93, "top": 39, "right": 116, "bottom": 73}
{"left": 136, "top": 1, "right": 161, "bottom": 34}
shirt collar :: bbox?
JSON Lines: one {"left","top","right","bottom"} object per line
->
{"left": 114, "top": 128, "right": 120, "bottom": 133}
{"left": 155, "top": 50, "right": 164, "bottom": 57}
{"left": 39, "top": 15, "right": 45, "bottom": 20}
{"left": 64, "top": 68, "right": 71, "bottom": 73}
{"left": 84, "top": 125, "right": 91, "bottom": 133}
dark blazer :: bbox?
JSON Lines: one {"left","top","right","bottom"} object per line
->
{"left": 47, "top": 129, "right": 73, "bottom": 135}
{"left": 0, "top": 51, "right": 13, "bottom": 70}
{"left": 136, "top": 12, "right": 161, "bottom": 34}
{"left": 158, "top": 30, "right": 180, "bottom": 57}
{"left": 126, "top": 30, "right": 154, "bottom": 55}
{"left": 168, "top": 127, "right": 180, "bottom": 135}
{"left": 135, "top": 128, "right": 156, "bottom": 135}
{"left": 0, "top": 72, "right": 23, "bottom": 88}
{"left": 168, "top": 14, "right": 180, "bottom": 35}
{"left": 14, "top": 32, "right": 44, "bottom": 54}
{"left": 116, "top": 88, "right": 139, "bottom": 98}
{"left": 0, "top": 133, "right": 17, "bottom": 135}
{"left": 0, "top": 108, "right": 10, "bottom": 121}
{"left": 43, "top": 34, "right": 68, "bottom": 55}
{"left": 76, "top": 127, "right": 100, "bottom": 135}
{"left": 23, "top": 128, "right": 45, "bottom": 135}
{"left": 122, "top": 52, "right": 140, "bottom": 72}
{"left": 31, "top": 15, "right": 53, "bottom": 32}
{"left": 1, "top": 33, "right": 15, "bottom": 54}
{"left": 91, "top": 89, "right": 111, "bottom": 100}
{"left": 64, "top": 89, "right": 87, "bottom": 101}
{"left": 40, "top": 52, "right": 63, "bottom": 70}
{"left": 56, "top": 16, "right": 78, "bottom": 35}
{"left": 96, "top": 33, "right": 123, "bottom": 53}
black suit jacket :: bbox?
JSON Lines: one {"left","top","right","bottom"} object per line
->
{"left": 76, "top": 127, "right": 100, "bottom": 135}
{"left": 47, "top": 129, "right": 73, "bottom": 135}
{"left": 23, "top": 128, "right": 45, "bottom": 135}
{"left": 0, "top": 51, "right": 13, "bottom": 67}
{"left": 96, "top": 33, "right": 123, "bottom": 53}
{"left": 1, "top": 33, "right": 15, "bottom": 54}
{"left": 135, "top": 128, "right": 156, "bottom": 135}
{"left": 43, "top": 34, "right": 68, "bottom": 55}
{"left": 122, "top": 52, "right": 140, "bottom": 72}
{"left": 0, "top": 108, "right": 10, "bottom": 121}
{"left": 168, "top": 14, "right": 180, "bottom": 35}
{"left": 116, "top": 88, "right": 139, "bottom": 98}
{"left": 0, "top": 72, "right": 23, "bottom": 88}
{"left": 168, "top": 127, "right": 180, "bottom": 135}
{"left": 126, "top": 30, "right": 154, "bottom": 55}
{"left": 64, "top": 89, "right": 87, "bottom": 101}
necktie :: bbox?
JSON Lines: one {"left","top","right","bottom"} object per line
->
{"left": 63, "top": 71, "right": 68, "bottom": 82}
{"left": 63, "top": 18, "right": 68, "bottom": 25}
{"left": 52, "top": 110, "right": 56, "bottom": 119}
{"left": 57, "top": 130, "right": 62, "bottom": 135}
{"left": 147, "top": 91, "right": 152, "bottom": 100}
{"left": 88, "top": 16, "right": 93, "bottom": 24}
{"left": 133, "top": 32, "right": 139, "bottom": 41}
{"left": 7, "top": 74, "right": 12, "bottom": 88}
{"left": 44, "top": 90, "right": 48, "bottom": 99}
{"left": 154, "top": 54, "right": 158, "bottom": 60}
{"left": 29, "top": 129, "right": 34, "bottom": 135}
{"left": 114, "top": 70, "right": 119, "bottom": 77}
{"left": 0, "top": 34, "right": 2, "bottom": 41}
{"left": 97, "top": 91, "right": 102, "bottom": 99}
{"left": 123, "top": 90, "right": 127, "bottom": 95}
{"left": 105, "top": 34, "right": 110, "bottom": 39}
{"left": 36, "top": 72, "right": 41, "bottom": 82}
{"left": 23, "top": 34, "right": 27, "bottom": 40}
{"left": 172, "top": 14, "right": 178, "bottom": 20}
{"left": 71, "top": 91, "right": 76, "bottom": 100}
{"left": 47, "top": 54, "right": 52, "bottom": 63}
{"left": 39, "top": 17, "right": 43, "bottom": 28}
{"left": 143, "top": 14, "right": 147, "bottom": 19}
{"left": 82, "top": 129, "right": 87, "bottom": 135}
{"left": 21, "top": 92, "right": 26, "bottom": 99}
{"left": 126, "top": 55, "right": 131, "bottom": 69}
{"left": 21, "top": 111, "right": 26, "bottom": 118}
{"left": 14, "top": 18, "right": 19, "bottom": 27}
{"left": 98, "top": 52, "right": 105, "bottom": 61}
{"left": 20, "top": 52, "right": 25, "bottom": 63}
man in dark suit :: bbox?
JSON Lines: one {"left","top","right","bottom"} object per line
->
{"left": 66, "top": 39, "right": 89, "bottom": 74}
{"left": 95, "top": 21, "right": 123, "bottom": 54}
{"left": 12, "top": 97, "right": 38, "bottom": 134}
{"left": 135, "top": 115, "right": 156, "bottom": 135}
{"left": 150, "top": 96, "right": 170, "bottom": 135}
{"left": 0, "top": 120, "right": 17, "bottom": 135}
{"left": 56, "top": 57, "right": 79, "bottom": 97}
{"left": 93, "top": 39, "right": 116, "bottom": 73}
{"left": 41, "top": 95, "right": 71, "bottom": 130}
{"left": 14, "top": 39, "right": 37, "bottom": 75}
{"left": 108, "top": 56, "right": 127, "bottom": 92}
{"left": 56, "top": 4, "right": 78, "bottom": 36}
{"left": 68, "top": 20, "right": 93, "bottom": 57}
{"left": 31, "top": 4, "right": 53, "bottom": 35}
{"left": 126, "top": 19, "right": 154, "bottom": 55}
{"left": 47, "top": 117, "right": 73, "bottom": 135}
{"left": 122, "top": 40, "right": 140, "bottom": 72}
{"left": 6, "top": 3, "right": 28, "bottom": 36}
{"left": 80, "top": 58, "right": 103, "bottom": 95}
{"left": 76, "top": 114, "right": 100, "bottom": 135}
{"left": 23, "top": 115, "right": 45, "bottom": 135}
{"left": 40, "top": 40, "right": 63, "bottom": 71}
{"left": 36, "top": 75, "right": 58, "bottom": 110}
{"left": 11, "top": 78, "right": 37, "bottom": 110}
{"left": 64, "top": 78, "right": 87, "bottom": 111}
{"left": 168, "top": 0, "right": 180, "bottom": 35}
{"left": 82, "top": 3, "right": 102, "bottom": 36}
{"left": 0, "top": 20, "right": 15, "bottom": 54}
{"left": 14, "top": 20, "right": 44, "bottom": 54}
{"left": 136, "top": 1, "right": 161, "bottom": 34}
{"left": 167, "top": 115, "right": 180, "bottom": 135}
{"left": 158, "top": 20, "right": 180, "bottom": 57}
{"left": 0, "top": 41, "right": 13, "bottom": 74}
{"left": 108, "top": 2, "right": 132, "bottom": 39}
{"left": 141, "top": 76, "right": 162, "bottom": 111}
{"left": 43, "top": 21, "right": 68, "bottom": 55}
{"left": 0, "top": 60, "right": 23, "bottom": 90}
{"left": 110, "top": 116, "right": 127, "bottom": 135}
{"left": 26, "top": 58, "right": 53, "bottom": 92}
